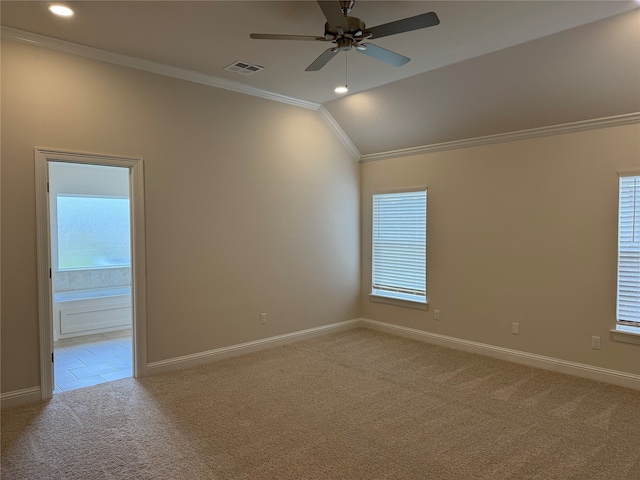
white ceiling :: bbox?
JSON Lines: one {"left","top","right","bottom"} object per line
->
{"left": 1, "top": 1, "right": 638, "bottom": 105}
{"left": 2, "top": 1, "right": 639, "bottom": 156}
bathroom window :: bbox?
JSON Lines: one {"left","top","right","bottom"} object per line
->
{"left": 56, "top": 194, "right": 131, "bottom": 270}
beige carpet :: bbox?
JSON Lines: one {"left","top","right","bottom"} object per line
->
{"left": 2, "top": 329, "right": 639, "bottom": 479}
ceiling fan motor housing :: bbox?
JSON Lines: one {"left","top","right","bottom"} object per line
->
{"left": 324, "top": 16, "right": 367, "bottom": 41}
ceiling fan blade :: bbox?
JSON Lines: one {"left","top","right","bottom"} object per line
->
{"left": 250, "top": 33, "right": 327, "bottom": 41}
{"left": 366, "top": 12, "right": 440, "bottom": 40}
{"left": 317, "top": 1, "right": 348, "bottom": 31}
{"left": 358, "top": 43, "right": 410, "bottom": 67}
{"left": 305, "top": 48, "right": 339, "bottom": 71}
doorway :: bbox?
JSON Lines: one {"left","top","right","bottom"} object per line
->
{"left": 35, "top": 149, "right": 147, "bottom": 400}
{"left": 49, "top": 162, "right": 133, "bottom": 392}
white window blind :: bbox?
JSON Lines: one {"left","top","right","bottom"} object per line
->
{"left": 372, "top": 189, "right": 426, "bottom": 303}
{"left": 617, "top": 174, "right": 640, "bottom": 328}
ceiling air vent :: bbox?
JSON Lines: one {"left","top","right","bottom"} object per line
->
{"left": 224, "top": 61, "right": 264, "bottom": 75}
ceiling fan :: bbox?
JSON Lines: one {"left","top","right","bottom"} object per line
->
{"left": 250, "top": 0, "right": 440, "bottom": 71}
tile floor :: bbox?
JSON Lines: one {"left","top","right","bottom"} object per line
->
{"left": 53, "top": 329, "right": 132, "bottom": 394}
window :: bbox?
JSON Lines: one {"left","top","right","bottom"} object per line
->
{"left": 616, "top": 173, "right": 640, "bottom": 334}
{"left": 371, "top": 189, "right": 427, "bottom": 306}
{"left": 57, "top": 195, "right": 131, "bottom": 270}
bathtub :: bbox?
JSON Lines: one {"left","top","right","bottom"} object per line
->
{"left": 53, "top": 286, "right": 132, "bottom": 340}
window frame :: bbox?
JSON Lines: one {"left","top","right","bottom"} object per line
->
{"left": 612, "top": 170, "right": 640, "bottom": 344}
{"left": 54, "top": 193, "right": 132, "bottom": 272}
{"left": 370, "top": 187, "right": 427, "bottom": 310}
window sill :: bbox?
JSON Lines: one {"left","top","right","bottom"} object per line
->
{"left": 610, "top": 327, "right": 640, "bottom": 345}
{"left": 369, "top": 293, "right": 427, "bottom": 310}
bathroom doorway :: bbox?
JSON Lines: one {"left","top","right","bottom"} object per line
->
{"left": 49, "top": 162, "right": 133, "bottom": 393}
{"left": 35, "top": 149, "right": 147, "bottom": 400}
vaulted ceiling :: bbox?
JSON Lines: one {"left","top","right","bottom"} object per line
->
{"left": 2, "top": 1, "right": 639, "bottom": 156}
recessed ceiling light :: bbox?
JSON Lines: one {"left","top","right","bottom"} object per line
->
{"left": 48, "top": 4, "right": 74, "bottom": 17}
{"left": 334, "top": 86, "right": 348, "bottom": 94}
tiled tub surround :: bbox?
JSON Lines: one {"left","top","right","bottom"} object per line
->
{"left": 53, "top": 330, "right": 132, "bottom": 393}
{"left": 53, "top": 267, "right": 131, "bottom": 291}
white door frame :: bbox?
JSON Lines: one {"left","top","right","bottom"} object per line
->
{"left": 35, "top": 148, "right": 148, "bottom": 400}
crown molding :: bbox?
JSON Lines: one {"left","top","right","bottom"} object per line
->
{"left": 360, "top": 112, "right": 640, "bottom": 162}
{"left": 1, "top": 27, "right": 367, "bottom": 160}
{"left": 317, "top": 106, "right": 361, "bottom": 161}
{"left": 1, "top": 26, "right": 322, "bottom": 111}
{"left": 6, "top": 27, "right": 636, "bottom": 165}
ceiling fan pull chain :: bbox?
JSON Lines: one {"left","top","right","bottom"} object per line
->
{"left": 345, "top": 51, "right": 348, "bottom": 89}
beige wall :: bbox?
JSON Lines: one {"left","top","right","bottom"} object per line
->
{"left": 1, "top": 39, "right": 360, "bottom": 393}
{"left": 2, "top": 35, "right": 638, "bottom": 397}
{"left": 361, "top": 124, "right": 640, "bottom": 374}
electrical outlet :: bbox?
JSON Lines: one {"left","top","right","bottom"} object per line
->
{"left": 592, "top": 336, "right": 600, "bottom": 350}
{"left": 512, "top": 322, "right": 519, "bottom": 335}
{"left": 434, "top": 310, "right": 440, "bottom": 321}
{"left": 260, "top": 313, "right": 267, "bottom": 325}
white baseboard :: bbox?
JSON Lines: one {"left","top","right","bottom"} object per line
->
{"left": 362, "top": 318, "right": 640, "bottom": 391}
{"left": 146, "top": 318, "right": 361, "bottom": 375}
{"left": 7, "top": 318, "right": 634, "bottom": 409}
{"left": 1, "top": 387, "right": 42, "bottom": 409}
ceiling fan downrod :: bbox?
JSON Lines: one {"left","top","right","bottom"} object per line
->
{"left": 339, "top": 1, "right": 355, "bottom": 15}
